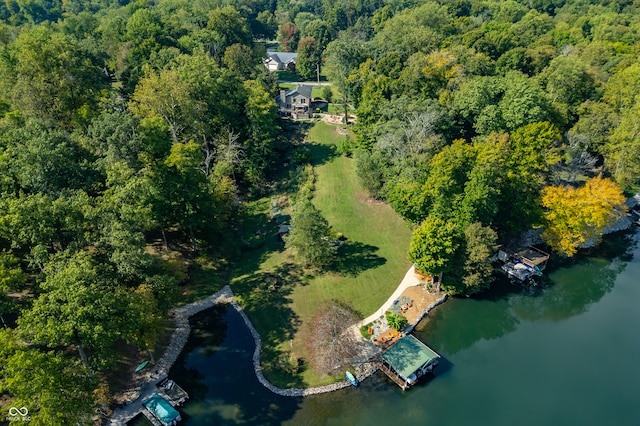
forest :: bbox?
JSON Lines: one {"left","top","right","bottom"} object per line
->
{"left": 0, "top": 0, "right": 639, "bottom": 423}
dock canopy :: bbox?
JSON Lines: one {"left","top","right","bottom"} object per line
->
{"left": 143, "top": 393, "right": 181, "bottom": 426}
{"left": 381, "top": 335, "right": 440, "bottom": 380}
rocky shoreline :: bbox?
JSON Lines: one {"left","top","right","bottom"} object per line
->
{"left": 405, "top": 294, "right": 448, "bottom": 334}
{"left": 112, "top": 279, "right": 447, "bottom": 424}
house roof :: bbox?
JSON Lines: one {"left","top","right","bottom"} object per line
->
{"left": 267, "top": 52, "right": 298, "bottom": 64}
{"left": 381, "top": 335, "right": 440, "bottom": 379}
{"left": 285, "top": 84, "right": 313, "bottom": 99}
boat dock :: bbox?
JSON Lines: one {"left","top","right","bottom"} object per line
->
{"left": 109, "top": 376, "right": 188, "bottom": 425}
{"left": 375, "top": 359, "right": 411, "bottom": 390}
{"left": 372, "top": 334, "right": 441, "bottom": 391}
{"left": 498, "top": 246, "right": 550, "bottom": 282}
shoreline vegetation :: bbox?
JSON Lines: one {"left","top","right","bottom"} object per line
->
{"left": 3, "top": 1, "right": 640, "bottom": 423}
{"left": 111, "top": 269, "right": 449, "bottom": 423}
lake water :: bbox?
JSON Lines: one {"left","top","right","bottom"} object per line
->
{"left": 170, "top": 229, "right": 640, "bottom": 426}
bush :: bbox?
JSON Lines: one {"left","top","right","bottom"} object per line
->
{"left": 360, "top": 324, "right": 372, "bottom": 339}
{"left": 385, "top": 312, "right": 408, "bottom": 331}
{"left": 292, "top": 146, "right": 312, "bottom": 164}
{"left": 336, "top": 135, "right": 353, "bottom": 157}
{"left": 322, "top": 86, "right": 333, "bottom": 103}
{"left": 276, "top": 353, "right": 301, "bottom": 375}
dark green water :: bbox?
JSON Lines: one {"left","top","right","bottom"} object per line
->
{"left": 171, "top": 230, "right": 640, "bottom": 426}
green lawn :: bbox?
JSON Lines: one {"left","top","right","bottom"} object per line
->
{"left": 229, "top": 121, "right": 412, "bottom": 387}
{"left": 297, "top": 123, "right": 412, "bottom": 317}
{"left": 290, "top": 123, "right": 413, "bottom": 384}
{"left": 311, "top": 85, "right": 340, "bottom": 100}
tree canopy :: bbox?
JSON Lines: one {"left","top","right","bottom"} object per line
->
{"left": 1, "top": 0, "right": 640, "bottom": 420}
{"left": 0, "top": 0, "right": 280, "bottom": 421}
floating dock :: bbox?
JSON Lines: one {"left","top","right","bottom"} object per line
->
{"left": 110, "top": 376, "right": 188, "bottom": 426}
{"left": 157, "top": 378, "right": 189, "bottom": 406}
{"left": 498, "top": 246, "right": 550, "bottom": 282}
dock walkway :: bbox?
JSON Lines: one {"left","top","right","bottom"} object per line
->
{"left": 109, "top": 376, "right": 166, "bottom": 425}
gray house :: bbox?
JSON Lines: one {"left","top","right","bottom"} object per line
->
{"left": 265, "top": 52, "right": 297, "bottom": 71}
{"left": 278, "top": 85, "right": 313, "bottom": 119}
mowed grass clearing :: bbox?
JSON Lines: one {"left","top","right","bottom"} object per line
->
{"left": 289, "top": 122, "right": 413, "bottom": 384}
{"left": 229, "top": 121, "right": 412, "bottom": 387}
{"left": 304, "top": 123, "right": 412, "bottom": 314}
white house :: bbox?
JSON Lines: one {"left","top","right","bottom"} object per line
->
{"left": 264, "top": 52, "right": 298, "bottom": 71}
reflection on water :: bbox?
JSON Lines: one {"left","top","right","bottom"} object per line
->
{"left": 420, "top": 230, "right": 637, "bottom": 355}
{"left": 177, "top": 230, "right": 640, "bottom": 426}
{"left": 169, "top": 305, "right": 301, "bottom": 425}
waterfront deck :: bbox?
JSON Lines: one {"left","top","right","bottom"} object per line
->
{"left": 376, "top": 360, "right": 410, "bottom": 390}
{"left": 373, "top": 335, "right": 441, "bottom": 391}
{"left": 110, "top": 377, "right": 187, "bottom": 425}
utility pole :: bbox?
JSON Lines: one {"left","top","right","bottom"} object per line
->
{"left": 316, "top": 62, "right": 320, "bottom": 85}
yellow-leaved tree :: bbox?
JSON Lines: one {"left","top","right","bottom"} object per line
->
{"left": 541, "top": 177, "right": 627, "bottom": 257}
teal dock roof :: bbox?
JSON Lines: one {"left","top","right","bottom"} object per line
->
{"left": 143, "top": 393, "right": 180, "bottom": 425}
{"left": 381, "top": 335, "right": 440, "bottom": 379}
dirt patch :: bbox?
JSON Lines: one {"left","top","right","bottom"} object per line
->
{"left": 398, "top": 286, "right": 443, "bottom": 325}
{"left": 320, "top": 114, "right": 357, "bottom": 125}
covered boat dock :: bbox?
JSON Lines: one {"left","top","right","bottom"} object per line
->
{"left": 498, "top": 246, "right": 550, "bottom": 282}
{"left": 376, "top": 335, "right": 441, "bottom": 390}
{"left": 142, "top": 393, "right": 182, "bottom": 426}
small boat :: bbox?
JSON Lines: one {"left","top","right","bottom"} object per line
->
{"left": 345, "top": 371, "right": 359, "bottom": 387}
{"left": 134, "top": 360, "right": 149, "bottom": 373}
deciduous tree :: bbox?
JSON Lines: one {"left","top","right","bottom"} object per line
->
{"left": 306, "top": 300, "right": 361, "bottom": 375}
{"left": 408, "top": 215, "right": 460, "bottom": 277}
{"left": 459, "top": 222, "right": 498, "bottom": 295}
{"left": 541, "top": 177, "right": 626, "bottom": 257}
{"left": 0, "top": 329, "right": 99, "bottom": 426}
{"left": 18, "top": 252, "right": 133, "bottom": 370}
{"left": 296, "top": 36, "right": 321, "bottom": 80}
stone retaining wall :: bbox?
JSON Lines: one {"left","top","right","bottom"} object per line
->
{"left": 154, "top": 286, "right": 234, "bottom": 377}
{"left": 113, "top": 280, "right": 442, "bottom": 426}
{"left": 230, "top": 301, "right": 378, "bottom": 396}
{"left": 113, "top": 283, "right": 371, "bottom": 421}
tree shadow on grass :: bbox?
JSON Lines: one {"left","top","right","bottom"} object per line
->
{"left": 232, "top": 262, "right": 306, "bottom": 389}
{"left": 306, "top": 142, "right": 337, "bottom": 167}
{"left": 229, "top": 200, "right": 287, "bottom": 277}
{"left": 327, "top": 241, "right": 386, "bottom": 276}
{"left": 280, "top": 120, "right": 313, "bottom": 144}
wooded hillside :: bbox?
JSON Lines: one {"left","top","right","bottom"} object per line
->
{"left": 1, "top": 0, "right": 638, "bottom": 423}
